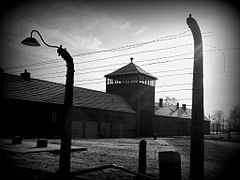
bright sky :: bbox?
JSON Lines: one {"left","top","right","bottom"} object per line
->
{"left": 0, "top": 0, "right": 239, "bottom": 117}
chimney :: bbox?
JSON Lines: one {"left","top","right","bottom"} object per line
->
{"left": 20, "top": 69, "right": 31, "bottom": 81}
{"left": 159, "top": 98, "right": 163, "bottom": 107}
{"left": 176, "top": 102, "right": 179, "bottom": 109}
{"left": 182, "top": 104, "right": 186, "bottom": 111}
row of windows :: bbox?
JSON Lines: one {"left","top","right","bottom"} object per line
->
{"left": 87, "top": 113, "right": 123, "bottom": 122}
{"left": 156, "top": 119, "right": 189, "bottom": 129}
{"left": 106, "top": 75, "right": 155, "bottom": 86}
{"left": 51, "top": 111, "right": 123, "bottom": 124}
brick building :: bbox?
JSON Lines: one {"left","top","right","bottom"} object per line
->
{"left": 0, "top": 60, "right": 210, "bottom": 138}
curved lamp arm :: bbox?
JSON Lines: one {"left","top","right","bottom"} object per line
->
{"left": 31, "top": 30, "right": 60, "bottom": 49}
{"left": 30, "top": 30, "right": 73, "bottom": 63}
{"left": 21, "top": 30, "right": 73, "bottom": 64}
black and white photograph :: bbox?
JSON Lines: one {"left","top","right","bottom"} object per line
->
{"left": 0, "top": 0, "right": 240, "bottom": 179}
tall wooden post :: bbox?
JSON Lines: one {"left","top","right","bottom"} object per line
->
{"left": 187, "top": 14, "right": 204, "bottom": 180}
{"left": 57, "top": 46, "right": 74, "bottom": 177}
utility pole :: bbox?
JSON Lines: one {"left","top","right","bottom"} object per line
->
{"left": 187, "top": 14, "right": 204, "bottom": 180}
{"left": 57, "top": 45, "right": 74, "bottom": 178}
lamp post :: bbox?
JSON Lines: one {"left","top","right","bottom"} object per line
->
{"left": 21, "top": 30, "right": 74, "bottom": 177}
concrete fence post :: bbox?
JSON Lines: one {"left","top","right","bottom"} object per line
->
{"left": 138, "top": 139, "right": 147, "bottom": 174}
{"left": 158, "top": 151, "right": 181, "bottom": 180}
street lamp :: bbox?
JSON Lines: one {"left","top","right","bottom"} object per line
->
{"left": 21, "top": 30, "right": 74, "bottom": 178}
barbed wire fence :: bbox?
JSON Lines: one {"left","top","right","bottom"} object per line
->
{"left": 3, "top": 29, "right": 233, "bottom": 108}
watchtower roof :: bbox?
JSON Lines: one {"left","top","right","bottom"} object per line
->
{"left": 105, "top": 61, "right": 157, "bottom": 80}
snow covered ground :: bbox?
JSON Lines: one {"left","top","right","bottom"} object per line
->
{"left": 0, "top": 135, "right": 240, "bottom": 179}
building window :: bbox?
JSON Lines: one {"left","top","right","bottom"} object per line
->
{"left": 104, "top": 114, "right": 111, "bottom": 122}
{"left": 52, "top": 111, "right": 57, "bottom": 124}
{"left": 88, "top": 113, "right": 96, "bottom": 122}
{"left": 117, "top": 115, "right": 122, "bottom": 120}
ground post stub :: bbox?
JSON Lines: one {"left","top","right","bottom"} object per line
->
{"left": 138, "top": 139, "right": 147, "bottom": 174}
{"left": 37, "top": 139, "right": 48, "bottom": 148}
{"left": 153, "top": 133, "right": 157, "bottom": 140}
{"left": 158, "top": 151, "right": 181, "bottom": 180}
{"left": 12, "top": 136, "right": 22, "bottom": 144}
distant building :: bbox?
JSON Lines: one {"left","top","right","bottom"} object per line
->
{"left": 0, "top": 60, "right": 210, "bottom": 138}
{"left": 154, "top": 100, "right": 210, "bottom": 136}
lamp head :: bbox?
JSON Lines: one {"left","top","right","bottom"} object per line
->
{"left": 21, "top": 37, "right": 41, "bottom": 46}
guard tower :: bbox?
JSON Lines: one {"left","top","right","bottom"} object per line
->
{"left": 105, "top": 58, "right": 157, "bottom": 137}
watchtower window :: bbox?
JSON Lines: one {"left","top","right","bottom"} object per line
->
{"left": 139, "top": 75, "right": 145, "bottom": 84}
{"left": 122, "top": 76, "right": 130, "bottom": 84}
{"left": 107, "top": 78, "right": 114, "bottom": 85}
{"left": 149, "top": 80, "right": 156, "bottom": 86}
{"left": 139, "top": 75, "right": 155, "bottom": 86}
{"left": 106, "top": 75, "right": 155, "bottom": 86}
{"left": 114, "top": 77, "right": 121, "bottom": 84}
{"left": 129, "top": 76, "right": 138, "bottom": 83}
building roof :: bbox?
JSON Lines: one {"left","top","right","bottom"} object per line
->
{"left": 105, "top": 62, "right": 157, "bottom": 80}
{"left": 155, "top": 102, "right": 209, "bottom": 121}
{"left": 2, "top": 73, "right": 136, "bottom": 114}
